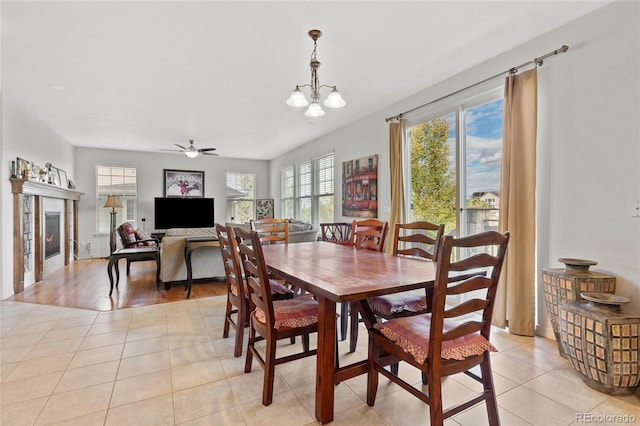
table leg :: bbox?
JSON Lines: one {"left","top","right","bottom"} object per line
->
{"left": 185, "top": 249, "right": 193, "bottom": 299}
{"left": 114, "top": 259, "right": 120, "bottom": 289}
{"left": 316, "top": 296, "right": 337, "bottom": 424}
{"left": 107, "top": 256, "right": 116, "bottom": 296}
{"left": 155, "top": 253, "right": 161, "bottom": 290}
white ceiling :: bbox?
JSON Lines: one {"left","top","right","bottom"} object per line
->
{"left": 2, "top": 1, "right": 610, "bottom": 160}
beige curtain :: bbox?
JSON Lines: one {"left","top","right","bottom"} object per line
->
{"left": 494, "top": 69, "right": 537, "bottom": 336}
{"left": 386, "top": 119, "right": 407, "bottom": 254}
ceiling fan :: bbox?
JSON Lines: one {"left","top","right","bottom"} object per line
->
{"left": 161, "top": 139, "right": 218, "bottom": 158}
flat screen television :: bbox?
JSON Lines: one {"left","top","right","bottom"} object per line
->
{"left": 154, "top": 197, "right": 215, "bottom": 230}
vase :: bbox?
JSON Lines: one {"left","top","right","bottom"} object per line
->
{"left": 542, "top": 258, "right": 616, "bottom": 356}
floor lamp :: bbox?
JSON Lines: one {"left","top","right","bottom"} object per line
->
{"left": 104, "top": 195, "right": 123, "bottom": 254}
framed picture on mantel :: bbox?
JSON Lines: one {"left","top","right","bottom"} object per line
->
{"left": 164, "top": 169, "right": 204, "bottom": 198}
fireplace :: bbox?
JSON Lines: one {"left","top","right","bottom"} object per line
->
{"left": 45, "top": 212, "right": 61, "bottom": 259}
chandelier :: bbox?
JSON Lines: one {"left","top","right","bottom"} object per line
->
{"left": 286, "top": 29, "right": 346, "bottom": 117}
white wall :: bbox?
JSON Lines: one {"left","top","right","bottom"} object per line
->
{"left": 1, "top": 99, "right": 76, "bottom": 298}
{"left": 270, "top": 1, "right": 640, "bottom": 336}
{"left": 74, "top": 147, "right": 270, "bottom": 258}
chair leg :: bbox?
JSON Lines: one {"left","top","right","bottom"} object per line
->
{"left": 223, "top": 300, "right": 233, "bottom": 338}
{"left": 426, "top": 369, "right": 444, "bottom": 426}
{"left": 262, "top": 334, "right": 277, "bottom": 406}
{"left": 480, "top": 354, "right": 499, "bottom": 425}
{"left": 244, "top": 322, "right": 255, "bottom": 373}
{"left": 390, "top": 362, "right": 399, "bottom": 376}
{"left": 302, "top": 333, "right": 310, "bottom": 352}
{"left": 126, "top": 259, "right": 131, "bottom": 275}
{"left": 340, "top": 302, "right": 349, "bottom": 341}
{"left": 349, "top": 302, "right": 359, "bottom": 353}
{"left": 233, "top": 304, "right": 245, "bottom": 358}
{"left": 366, "top": 337, "right": 379, "bottom": 406}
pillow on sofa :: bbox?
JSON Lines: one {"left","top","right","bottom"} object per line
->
{"left": 134, "top": 229, "right": 157, "bottom": 246}
{"left": 289, "top": 222, "right": 313, "bottom": 232}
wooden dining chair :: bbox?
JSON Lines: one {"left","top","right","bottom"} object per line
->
{"left": 366, "top": 221, "right": 444, "bottom": 378}
{"left": 344, "top": 218, "right": 388, "bottom": 352}
{"left": 368, "top": 221, "right": 445, "bottom": 320}
{"left": 350, "top": 218, "right": 388, "bottom": 251}
{"left": 234, "top": 226, "right": 319, "bottom": 406}
{"left": 218, "top": 223, "right": 294, "bottom": 358}
{"left": 365, "top": 231, "right": 510, "bottom": 426}
{"left": 250, "top": 218, "right": 289, "bottom": 244}
{"left": 320, "top": 222, "right": 352, "bottom": 245}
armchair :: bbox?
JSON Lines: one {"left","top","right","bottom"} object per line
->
{"left": 116, "top": 222, "right": 160, "bottom": 274}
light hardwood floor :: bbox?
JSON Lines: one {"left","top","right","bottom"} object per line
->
{"left": 7, "top": 258, "right": 227, "bottom": 311}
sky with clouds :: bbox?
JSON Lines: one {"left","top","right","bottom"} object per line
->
{"left": 441, "top": 98, "right": 503, "bottom": 198}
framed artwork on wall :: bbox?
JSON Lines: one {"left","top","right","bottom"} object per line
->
{"left": 256, "top": 199, "right": 274, "bottom": 219}
{"left": 164, "top": 169, "right": 204, "bottom": 198}
{"left": 342, "top": 154, "right": 378, "bottom": 218}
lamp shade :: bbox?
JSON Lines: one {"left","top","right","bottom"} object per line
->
{"left": 286, "top": 86, "right": 309, "bottom": 107}
{"left": 305, "top": 101, "right": 325, "bottom": 117}
{"left": 323, "top": 88, "right": 346, "bottom": 108}
{"left": 103, "top": 195, "right": 123, "bottom": 209}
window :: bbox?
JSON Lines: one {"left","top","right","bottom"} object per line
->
{"left": 281, "top": 166, "right": 295, "bottom": 219}
{"left": 226, "top": 172, "right": 256, "bottom": 224}
{"left": 281, "top": 152, "right": 334, "bottom": 224}
{"left": 96, "top": 165, "right": 137, "bottom": 233}
{"left": 315, "top": 153, "right": 335, "bottom": 224}
{"left": 408, "top": 91, "right": 503, "bottom": 239}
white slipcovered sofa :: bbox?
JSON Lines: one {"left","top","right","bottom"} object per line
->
{"left": 159, "top": 227, "right": 225, "bottom": 284}
{"left": 226, "top": 219, "right": 319, "bottom": 243}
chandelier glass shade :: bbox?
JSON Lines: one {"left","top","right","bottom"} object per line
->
{"left": 286, "top": 29, "right": 345, "bottom": 117}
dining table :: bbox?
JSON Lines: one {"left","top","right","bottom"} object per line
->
{"left": 261, "top": 241, "right": 439, "bottom": 424}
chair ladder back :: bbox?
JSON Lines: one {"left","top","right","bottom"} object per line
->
{"left": 351, "top": 219, "right": 388, "bottom": 252}
{"left": 320, "top": 222, "right": 352, "bottom": 244}
{"left": 234, "top": 227, "right": 275, "bottom": 326}
{"left": 392, "top": 221, "right": 444, "bottom": 260}
{"left": 429, "top": 231, "right": 510, "bottom": 355}
{"left": 250, "top": 218, "right": 289, "bottom": 244}
{"left": 216, "top": 224, "right": 245, "bottom": 301}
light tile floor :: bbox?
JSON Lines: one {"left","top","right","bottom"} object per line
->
{"left": 1, "top": 297, "right": 639, "bottom": 425}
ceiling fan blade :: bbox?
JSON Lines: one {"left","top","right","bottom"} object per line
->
{"left": 198, "top": 148, "right": 217, "bottom": 152}
{"left": 160, "top": 148, "right": 183, "bottom": 152}
{"left": 175, "top": 144, "right": 187, "bottom": 150}
{"left": 202, "top": 152, "right": 219, "bottom": 156}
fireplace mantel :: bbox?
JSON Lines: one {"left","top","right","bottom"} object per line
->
{"left": 10, "top": 178, "right": 84, "bottom": 293}
{"left": 11, "top": 178, "right": 83, "bottom": 200}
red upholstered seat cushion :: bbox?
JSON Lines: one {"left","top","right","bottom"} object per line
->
{"left": 374, "top": 313, "right": 497, "bottom": 364}
{"left": 253, "top": 296, "right": 318, "bottom": 329}
{"left": 368, "top": 292, "right": 428, "bottom": 316}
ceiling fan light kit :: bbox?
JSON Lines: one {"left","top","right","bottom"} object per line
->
{"left": 161, "top": 140, "right": 218, "bottom": 158}
{"left": 286, "top": 29, "right": 345, "bottom": 117}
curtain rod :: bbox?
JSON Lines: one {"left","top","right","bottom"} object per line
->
{"left": 385, "top": 45, "right": 569, "bottom": 122}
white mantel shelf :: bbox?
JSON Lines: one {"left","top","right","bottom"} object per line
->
{"left": 10, "top": 178, "right": 83, "bottom": 294}
{"left": 10, "top": 177, "right": 83, "bottom": 200}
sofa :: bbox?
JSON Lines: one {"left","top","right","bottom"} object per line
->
{"left": 226, "top": 219, "right": 319, "bottom": 243}
{"left": 160, "top": 220, "right": 319, "bottom": 285}
{"left": 159, "top": 227, "right": 225, "bottom": 284}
